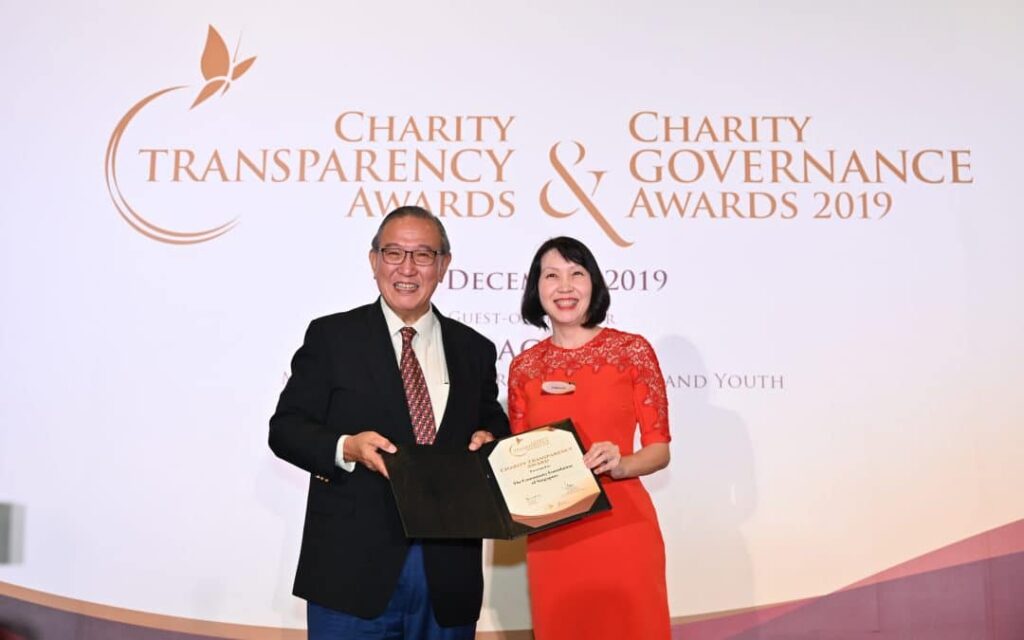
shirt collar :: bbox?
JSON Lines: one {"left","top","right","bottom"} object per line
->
{"left": 379, "top": 298, "right": 437, "bottom": 338}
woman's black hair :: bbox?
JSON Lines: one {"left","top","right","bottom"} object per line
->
{"left": 521, "top": 236, "right": 610, "bottom": 329}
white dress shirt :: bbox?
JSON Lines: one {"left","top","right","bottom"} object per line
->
{"left": 335, "top": 299, "right": 450, "bottom": 471}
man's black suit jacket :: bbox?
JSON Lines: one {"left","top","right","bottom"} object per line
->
{"left": 269, "top": 301, "right": 509, "bottom": 626}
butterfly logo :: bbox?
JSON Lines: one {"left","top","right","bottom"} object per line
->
{"left": 191, "top": 25, "right": 257, "bottom": 109}
{"left": 105, "top": 24, "right": 258, "bottom": 244}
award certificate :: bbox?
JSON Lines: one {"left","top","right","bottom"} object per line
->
{"left": 384, "top": 419, "right": 610, "bottom": 539}
{"left": 488, "top": 426, "right": 602, "bottom": 529}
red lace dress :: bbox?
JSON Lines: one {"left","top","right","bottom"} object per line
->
{"left": 507, "top": 328, "right": 672, "bottom": 640}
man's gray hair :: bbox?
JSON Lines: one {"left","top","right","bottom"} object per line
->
{"left": 370, "top": 206, "right": 451, "bottom": 255}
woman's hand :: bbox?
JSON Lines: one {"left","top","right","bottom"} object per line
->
{"left": 584, "top": 441, "right": 623, "bottom": 478}
{"left": 584, "top": 442, "right": 670, "bottom": 480}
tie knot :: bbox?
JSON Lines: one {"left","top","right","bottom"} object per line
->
{"left": 400, "top": 326, "right": 417, "bottom": 346}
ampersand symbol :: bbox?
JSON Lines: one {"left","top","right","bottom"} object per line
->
{"left": 540, "top": 141, "right": 633, "bottom": 247}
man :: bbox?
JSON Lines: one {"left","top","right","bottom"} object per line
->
{"left": 269, "top": 206, "right": 509, "bottom": 639}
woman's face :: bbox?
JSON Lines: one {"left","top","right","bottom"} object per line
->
{"left": 538, "top": 249, "right": 593, "bottom": 329}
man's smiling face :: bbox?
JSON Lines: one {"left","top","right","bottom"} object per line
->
{"left": 369, "top": 216, "right": 451, "bottom": 324}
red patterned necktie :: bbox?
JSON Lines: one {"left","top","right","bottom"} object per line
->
{"left": 399, "top": 327, "right": 437, "bottom": 445}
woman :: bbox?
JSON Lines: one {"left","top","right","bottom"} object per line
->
{"left": 508, "top": 236, "right": 672, "bottom": 640}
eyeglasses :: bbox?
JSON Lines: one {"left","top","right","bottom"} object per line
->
{"left": 377, "top": 247, "right": 444, "bottom": 266}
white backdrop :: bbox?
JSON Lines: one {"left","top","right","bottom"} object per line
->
{"left": 1, "top": 1, "right": 1022, "bottom": 634}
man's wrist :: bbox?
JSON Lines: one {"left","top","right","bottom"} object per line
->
{"left": 336, "top": 435, "right": 356, "bottom": 472}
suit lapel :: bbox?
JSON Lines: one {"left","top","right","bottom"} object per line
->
{"left": 364, "top": 300, "right": 415, "bottom": 441}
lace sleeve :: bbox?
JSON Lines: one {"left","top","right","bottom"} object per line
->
{"left": 630, "top": 335, "right": 671, "bottom": 446}
{"left": 507, "top": 355, "right": 529, "bottom": 434}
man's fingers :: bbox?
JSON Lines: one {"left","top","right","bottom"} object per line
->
{"left": 361, "top": 447, "right": 392, "bottom": 478}
{"left": 468, "top": 430, "right": 495, "bottom": 451}
{"left": 370, "top": 434, "right": 397, "bottom": 454}
{"left": 345, "top": 431, "right": 396, "bottom": 476}
{"left": 364, "top": 450, "right": 390, "bottom": 479}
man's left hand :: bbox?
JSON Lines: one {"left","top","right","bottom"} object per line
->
{"left": 468, "top": 430, "right": 496, "bottom": 451}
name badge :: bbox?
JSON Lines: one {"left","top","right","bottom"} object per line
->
{"left": 541, "top": 381, "right": 576, "bottom": 395}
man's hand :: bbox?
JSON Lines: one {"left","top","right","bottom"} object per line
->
{"left": 343, "top": 431, "right": 397, "bottom": 478}
{"left": 468, "top": 430, "right": 496, "bottom": 451}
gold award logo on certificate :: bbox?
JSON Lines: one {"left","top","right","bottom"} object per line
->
{"left": 488, "top": 426, "right": 602, "bottom": 529}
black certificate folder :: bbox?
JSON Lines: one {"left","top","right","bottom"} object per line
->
{"left": 383, "top": 419, "right": 611, "bottom": 539}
